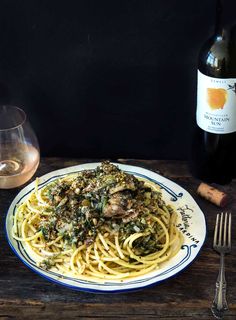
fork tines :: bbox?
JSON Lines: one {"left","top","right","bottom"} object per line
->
{"left": 213, "top": 212, "right": 232, "bottom": 251}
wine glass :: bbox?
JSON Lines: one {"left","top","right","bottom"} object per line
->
{"left": 0, "top": 105, "right": 40, "bottom": 189}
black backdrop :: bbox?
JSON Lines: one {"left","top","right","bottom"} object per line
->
{"left": 0, "top": 0, "right": 234, "bottom": 159}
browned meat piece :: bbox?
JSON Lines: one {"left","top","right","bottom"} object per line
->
{"left": 103, "top": 191, "right": 140, "bottom": 222}
{"left": 108, "top": 192, "right": 129, "bottom": 207}
{"left": 103, "top": 189, "right": 141, "bottom": 220}
{"left": 122, "top": 210, "right": 140, "bottom": 223}
{"left": 103, "top": 204, "right": 127, "bottom": 218}
{"left": 103, "top": 203, "right": 140, "bottom": 223}
{"left": 110, "top": 183, "right": 136, "bottom": 194}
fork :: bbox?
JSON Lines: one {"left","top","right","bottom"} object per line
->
{"left": 211, "top": 212, "right": 232, "bottom": 319}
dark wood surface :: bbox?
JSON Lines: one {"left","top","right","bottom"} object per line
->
{"left": 0, "top": 158, "right": 236, "bottom": 320}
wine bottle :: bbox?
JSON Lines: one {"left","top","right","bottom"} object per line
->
{"left": 190, "top": 0, "right": 236, "bottom": 184}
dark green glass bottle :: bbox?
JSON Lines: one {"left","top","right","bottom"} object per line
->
{"left": 190, "top": 0, "right": 236, "bottom": 184}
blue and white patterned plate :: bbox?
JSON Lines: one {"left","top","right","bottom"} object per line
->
{"left": 5, "top": 162, "right": 206, "bottom": 293}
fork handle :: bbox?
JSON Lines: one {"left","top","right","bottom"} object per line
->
{"left": 211, "top": 253, "right": 228, "bottom": 319}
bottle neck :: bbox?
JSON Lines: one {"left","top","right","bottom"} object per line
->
{"left": 215, "top": 0, "right": 235, "bottom": 38}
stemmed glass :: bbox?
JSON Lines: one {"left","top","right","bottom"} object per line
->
{"left": 0, "top": 105, "right": 40, "bottom": 188}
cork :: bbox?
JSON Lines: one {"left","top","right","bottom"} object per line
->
{"left": 197, "top": 182, "right": 228, "bottom": 207}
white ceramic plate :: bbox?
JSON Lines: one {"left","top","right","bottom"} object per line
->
{"left": 5, "top": 162, "right": 206, "bottom": 293}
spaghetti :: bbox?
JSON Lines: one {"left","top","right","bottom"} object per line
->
{"left": 12, "top": 161, "right": 183, "bottom": 282}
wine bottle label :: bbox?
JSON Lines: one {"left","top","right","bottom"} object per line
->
{"left": 197, "top": 70, "right": 236, "bottom": 134}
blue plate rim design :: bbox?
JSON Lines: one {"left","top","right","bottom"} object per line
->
{"left": 5, "top": 162, "right": 207, "bottom": 293}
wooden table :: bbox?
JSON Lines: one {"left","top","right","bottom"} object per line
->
{"left": 1, "top": 158, "right": 236, "bottom": 320}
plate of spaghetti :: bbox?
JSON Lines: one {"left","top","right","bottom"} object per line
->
{"left": 6, "top": 161, "right": 206, "bottom": 293}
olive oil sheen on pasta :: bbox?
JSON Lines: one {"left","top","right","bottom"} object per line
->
{"left": 190, "top": 0, "right": 236, "bottom": 184}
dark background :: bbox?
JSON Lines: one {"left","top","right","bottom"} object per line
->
{"left": 0, "top": 0, "right": 234, "bottom": 159}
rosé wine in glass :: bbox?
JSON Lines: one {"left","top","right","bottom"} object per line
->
{"left": 0, "top": 106, "right": 40, "bottom": 189}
